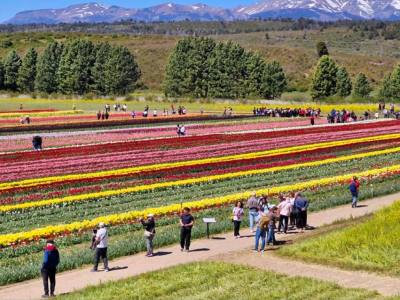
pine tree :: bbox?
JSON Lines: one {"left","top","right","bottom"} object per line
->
{"left": 316, "top": 41, "right": 329, "bottom": 57}
{"left": 353, "top": 73, "right": 372, "bottom": 98}
{"left": 3, "top": 50, "right": 21, "bottom": 91}
{"left": 259, "top": 61, "right": 287, "bottom": 99}
{"left": 17, "top": 48, "right": 37, "bottom": 93}
{"left": 0, "top": 61, "right": 4, "bottom": 90}
{"left": 379, "top": 73, "right": 394, "bottom": 100}
{"left": 57, "top": 40, "right": 95, "bottom": 95}
{"left": 387, "top": 65, "right": 400, "bottom": 99}
{"left": 311, "top": 55, "right": 338, "bottom": 99}
{"left": 104, "top": 45, "right": 141, "bottom": 95}
{"left": 336, "top": 66, "right": 352, "bottom": 97}
{"left": 36, "top": 42, "right": 63, "bottom": 94}
{"left": 91, "top": 42, "right": 112, "bottom": 95}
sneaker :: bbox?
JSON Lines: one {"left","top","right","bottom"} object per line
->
{"left": 180, "top": 248, "right": 184, "bottom": 252}
{"left": 90, "top": 269, "right": 98, "bottom": 272}
{"left": 147, "top": 253, "right": 154, "bottom": 257}
{"left": 185, "top": 249, "right": 190, "bottom": 253}
{"left": 41, "top": 295, "right": 49, "bottom": 299}
{"left": 252, "top": 249, "right": 258, "bottom": 252}
{"left": 105, "top": 268, "right": 110, "bottom": 272}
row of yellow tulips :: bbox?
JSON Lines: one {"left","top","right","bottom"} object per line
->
{"left": 0, "top": 110, "right": 83, "bottom": 118}
{"left": 1, "top": 164, "right": 399, "bottom": 247}
{"left": 2, "top": 132, "right": 400, "bottom": 192}
{"left": 2, "top": 145, "right": 400, "bottom": 213}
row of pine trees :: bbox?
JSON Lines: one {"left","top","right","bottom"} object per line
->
{"left": 0, "top": 40, "right": 141, "bottom": 96}
{"left": 164, "top": 37, "right": 287, "bottom": 99}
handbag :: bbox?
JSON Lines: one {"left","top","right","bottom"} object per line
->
{"left": 144, "top": 230, "right": 153, "bottom": 237}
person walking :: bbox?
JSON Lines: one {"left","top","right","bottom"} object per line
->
{"left": 349, "top": 176, "right": 360, "bottom": 208}
{"left": 254, "top": 208, "right": 268, "bottom": 253}
{"left": 247, "top": 192, "right": 259, "bottom": 232}
{"left": 32, "top": 135, "right": 43, "bottom": 151}
{"left": 180, "top": 207, "right": 194, "bottom": 252}
{"left": 294, "top": 192, "right": 309, "bottom": 232}
{"left": 41, "top": 240, "right": 60, "bottom": 298}
{"left": 232, "top": 201, "right": 244, "bottom": 238}
{"left": 277, "top": 195, "right": 292, "bottom": 234}
{"left": 91, "top": 222, "right": 109, "bottom": 272}
{"left": 141, "top": 214, "right": 156, "bottom": 257}
{"left": 267, "top": 206, "right": 279, "bottom": 245}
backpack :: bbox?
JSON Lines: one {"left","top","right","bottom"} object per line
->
{"left": 259, "top": 215, "right": 270, "bottom": 230}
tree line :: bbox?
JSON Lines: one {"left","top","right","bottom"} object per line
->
{"left": 0, "top": 40, "right": 141, "bottom": 95}
{"left": 164, "top": 37, "right": 287, "bottom": 99}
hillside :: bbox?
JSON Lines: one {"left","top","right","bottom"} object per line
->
{"left": 0, "top": 27, "right": 398, "bottom": 92}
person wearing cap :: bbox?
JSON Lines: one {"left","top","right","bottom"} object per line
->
{"left": 140, "top": 214, "right": 156, "bottom": 257}
{"left": 91, "top": 222, "right": 109, "bottom": 272}
{"left": 41, "top": 240, "right": 60, "bottom": 298}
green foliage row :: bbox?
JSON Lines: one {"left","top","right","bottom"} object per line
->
{"left": 0, "top": 40, "right": 141, "bottom": 95}
{"left": 164, "top": 37, "right": 287, "bottom": 99}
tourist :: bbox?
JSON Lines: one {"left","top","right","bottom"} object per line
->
{"left": 123, "top": 104, "right": 127, "bottom": 112}
{"left": 101, "top": 111, "right": 105, "bottom": 120}
{"left": 32, "top": 135, "right": 43, "bottom": 151}
{"left": 105, "top": 111, "right": 109, "bottom": 120}
{"left": 277, "top": 195, "right": 292, "bottom": 234}
{"left": 267, "top": 206, "right": 279, "bottom": 245}
{"left": 176, "top": 124, "right": 181, "bottom": 136}
{"left": 294, "top": 192, "right": 309, "bottom": 232}
{"left": 89, "top": 228, "right": 98, "bottom": 250}
{"left": 247, "top": 192, "right": 259, "bottom": 232}
{"left": 349, "top": 176, "right": 360, "bottom": 208}
{"left": 41, "top": 240, "right": 60, "bottom": 298}
{"left": 140, "top": 214, "right": 156, "bottom": 257}
{"left": 310, "top": 113, "right": 315, "bottom": 126}
{"left": 131, "top": 111, "right": 136, "bottom": 119}
{"left": 20, "top": 103, "right": 23, "bottom": 110}
{"left": 288, "top": 192, "right": 296, "bottom": 228}
{"left": 91, "top": 222, "right": 109, "bottom": 272}
{"left": 232, "top": 201, "right": 244, "bottom": 238}
{"left": 179, "top": 124, "right": 186, "bottom": 136}
{"left": 97, "top": 111, "right": 101, "bottom": 120}
{"left": 113, "top": 104, "right": 117, "bottom": 111}
{"left": 179, "top": 207, "right": 194, "bottom": 252}
{"left": 254, "top": 207, "right": 268, "bottom": 253}
{"left": 153, "top": 109, "right": 158, "bottom": 117}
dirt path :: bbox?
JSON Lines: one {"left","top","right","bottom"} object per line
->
{"left": 1, "top": 192, "right": 399, "bottom": 300}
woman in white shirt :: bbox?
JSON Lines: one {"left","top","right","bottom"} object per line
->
{"left": 232, "top": 201, "right": 244, "bottom": 238}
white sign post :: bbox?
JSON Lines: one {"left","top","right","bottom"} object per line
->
{"left": 202, "top": 218, "right": 216, "bottom": 239}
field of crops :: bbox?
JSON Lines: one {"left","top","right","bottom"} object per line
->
{"left": 1, "top": 117, "right": 400, "bottom": 285}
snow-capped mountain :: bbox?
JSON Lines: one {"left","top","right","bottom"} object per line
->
{"left": 5, "top": 0, "right": 400, "bottom": 24}
{"left": 241, "top": 0, "right": 400, "bottom": 20}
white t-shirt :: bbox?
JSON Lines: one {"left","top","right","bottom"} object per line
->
{"left": 96, "top": 227, "right": 108, "bottom": 248}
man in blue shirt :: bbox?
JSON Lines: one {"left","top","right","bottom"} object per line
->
{"left": 41, "top": 240, "right": 60, "bottom": 298}
{"left": 180, "top": 207, "right": 195, "bottom": 252}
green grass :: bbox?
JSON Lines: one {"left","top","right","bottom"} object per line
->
{"left": 57, "top": 261, "right": 390, "bottom": 300}
{"left": 278, "top": 201, "right": 400, "bottom": 277}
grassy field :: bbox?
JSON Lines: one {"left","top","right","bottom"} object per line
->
{"left": 0, "top": 28, "right": 399, "bottom": 92}
{"left": 278, "top": 201, "right": 400, "bottom": 277}
{"left": 57, "top": 262, "right": 389, "bottom": 300}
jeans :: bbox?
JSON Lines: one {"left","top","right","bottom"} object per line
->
{"left": 93, "top": 247, "right": 108, "bottom": 270}
{"left": 267, "top": 225, "right": 275, "bottom": 244}
{"left": 145, "top": 236, "right": 154, "bottom": 255}
{"left": 249, "top": 210, "right": 258, "bottom": 230}
{"left": 278, "top": 215, "right": 289, "bottom": 233}
{"left": 233, "top": 220, "right": 241, "bottom": 237}
{"left": 41, "top": 267, "right": 56, "bottom": 296}
{"left": 180, "top": 227, "right": 192, "bottom": 250}
{"left": 352, "top": 195, "right": 358, "bottom": 207}
{"left": 254, "top": 227, "right": 266, "bottom": 251}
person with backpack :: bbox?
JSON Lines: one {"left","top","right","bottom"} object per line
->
{"left": 267, "top": 206, "right": 279, "bottom": 245}
{"left": 41, "top": 240, "right": 60, "bottom": 298}
{"left": 140, "top": 214, "right": 156, "bottom": 257}
{"left": 91, "top": 222, "right": 109, "bottom": 272}
{"left": 254, "top": 208, "right": 268, "bottom": 253}
{"left": 349, "top": 176, "right": 360, "bottom": 208}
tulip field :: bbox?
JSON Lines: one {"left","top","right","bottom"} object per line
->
{"left": 2, "top": 116, "right": 400, "bottom": 285}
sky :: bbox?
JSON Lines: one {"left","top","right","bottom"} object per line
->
{"left": 0, "top": 0, "right": 257, "bottom": 22}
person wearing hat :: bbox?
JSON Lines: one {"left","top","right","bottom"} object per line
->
{"left": 91, "top": 222, "right": 109, "bottom": 272}
{"left": 140, "top": 214, "right": 156, "bottom": 257}
{"left": 41, "top": 240, "right": 60, "bottom": 298}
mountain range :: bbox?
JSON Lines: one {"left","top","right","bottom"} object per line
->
{"left": 5, "top": 1, "right": 400, "bottom": 24}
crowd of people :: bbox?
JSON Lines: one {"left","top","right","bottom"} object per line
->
{"left": 40, "top": 177, "right": 361, "bottom": 297}
{"left": 327, "top": 109, "right": 358, "bottom": 123}
{"left": 253, "top": 107, "right": 321, "bottom": 118}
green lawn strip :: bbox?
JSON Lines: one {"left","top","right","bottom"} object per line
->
{"left": 2, "top": 152, "right": 400, "bottom": 233}
{"left": 277, "top": 201, "right": 400, "bottom": 277}
{"left": 56, "top": 261, "right": 388, "bottom": 300}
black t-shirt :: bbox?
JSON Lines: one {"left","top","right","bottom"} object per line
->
{"left": 181, "top": 214, "right": 194, "bottom": 228}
